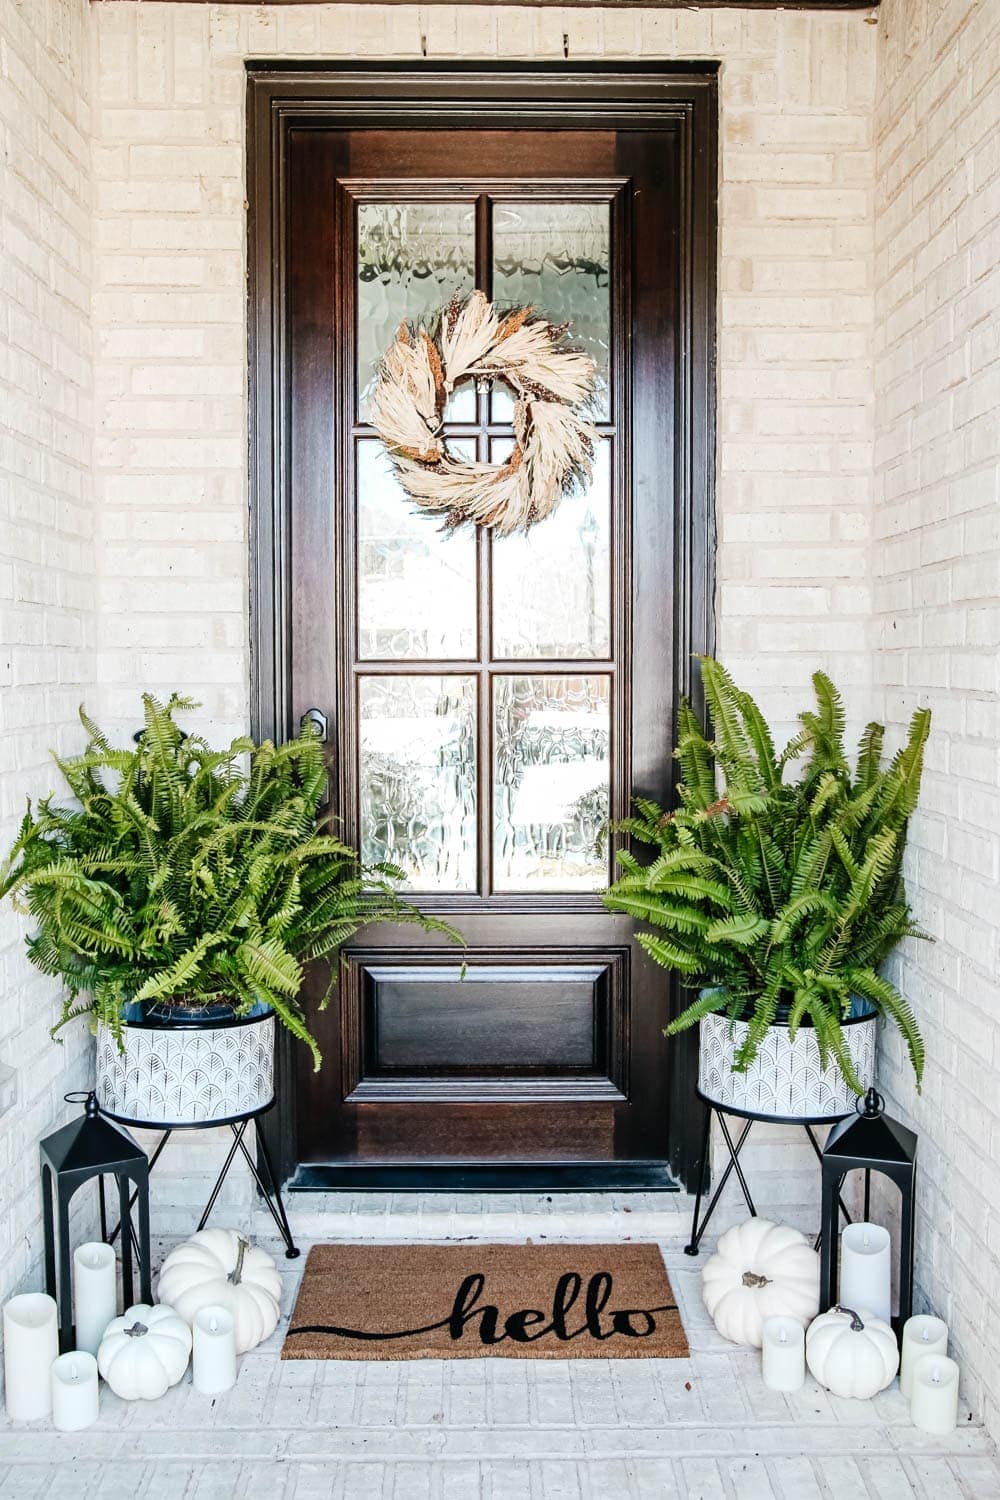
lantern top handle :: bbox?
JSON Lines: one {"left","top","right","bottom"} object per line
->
{"left": 858, "top": 1087, "right": 885, "bottom": 1119}
{"left": 64, "top": 1089, "right": 100, "bottom": 1119}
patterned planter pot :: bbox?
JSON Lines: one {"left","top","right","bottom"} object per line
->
{"left": 698, "top": 1003, "right": 877, "bottom": 1122}
{"left": 96, "top": 1007, "right": 275, "bottom": 1128}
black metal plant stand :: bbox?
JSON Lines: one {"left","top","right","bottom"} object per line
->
{"left": 683, "top": 1091, "right": 856, "bottom": 1256}
{"left": 106, "top": 1101, "right": 300, "bottom": 1260}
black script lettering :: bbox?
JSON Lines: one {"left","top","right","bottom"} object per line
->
{"left": 550, "top": 1272, "right": 583, "bottom": 1340}
{"left": 503, "top": 1308, "right": 548, "bottom": 1343}
{"left": 284, "top": 1267, "right": 679, "bottom": 1347}
{"left": 585, "top": 1272, "right": 615, "bottom": 1340}
{"left": 447, "top": 1273, "right": 505, "bottom": 1345}
{"left": 611, "top": 1309, "right": 658, "bottom": 1338}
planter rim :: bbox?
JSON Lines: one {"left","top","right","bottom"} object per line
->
{"left": 117, "top": 1001, "right": 273, "bottom": 1033}
{"left": 97, "top": 1099, "right": 275, "bottom": 1131}
{"left": 698, "top": 987, "right": 877, "bottom": 1029}
{"left": 692, "top": 1087, "right": 858, "bottom": 1127}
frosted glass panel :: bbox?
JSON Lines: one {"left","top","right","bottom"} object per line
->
{"left": 358, "top": 201, "right": 476, "bottom": 419}
{"left": 493, "top": 675, "right": 610, "bottom": 892}
{"left": 358, "top": 440, "right": 477, "bottom": 660}
{"left": 491, "top": 439, "right": 611, "bottom": 660}
{"left": 492, "top": 201, "right": 610, "bottom": 422}
{"left": 360, "top": 676, "right": 477, "bottom": 893}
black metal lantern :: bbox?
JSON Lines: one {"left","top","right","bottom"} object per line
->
{"left": 39, "top": 1091, "right": 152, "bottom": 1351}
{"left": 819, "top": 1087, "right": 917, "bottom": 1331}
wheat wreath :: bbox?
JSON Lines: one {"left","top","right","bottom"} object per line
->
{"left": 367, "top": 290, "right": 599, "bottom": 535}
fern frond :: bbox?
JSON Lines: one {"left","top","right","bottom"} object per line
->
{"left": 664, "top": 986, "right": 730, "bottom": 1035}
{"left": 704, "top": 914, "right": 770, "bottom": 947}
{"left": 636, "top": 933, "right": 703, "bottom": 973}
{"left": 131, "top": 934, "right": 222, "bottom": 1004}
{"left": 847, "top": 968, "right": 924, "bottom": 1087}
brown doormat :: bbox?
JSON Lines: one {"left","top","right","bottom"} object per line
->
{"left": 282, "top": 1242, "right": 687, "bottom": 1360}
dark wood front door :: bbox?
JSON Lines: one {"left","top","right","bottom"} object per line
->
{"left": 248, "top": 68, "right": 716, "bottom": 1190}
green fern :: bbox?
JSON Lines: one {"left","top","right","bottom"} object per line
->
{"left": 1, "top": 696, "right": 459, "bottom": 1069}
{"left": 603, "top": 659, "right": 931, "bottom": 1093}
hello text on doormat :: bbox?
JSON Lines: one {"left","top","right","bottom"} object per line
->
{"left": 282, "top": 1242, "right": 688, "bottom": 1360}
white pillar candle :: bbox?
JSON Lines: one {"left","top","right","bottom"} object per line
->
{"left": 761, "top": 1315, "right": 806, "bottom": 1392}
{"left": 192, "top": 1305, "right": 237, "bottom": 1395}
{"left": 900, "top": 1315, "right": 948, "bottom": 1400}
{"left": 51, "top": 1351, "right": 99, "bottom": 1432}
{"left": 910, "top": 1354, "right": 960, "bottom": 1434}
{"left": 839, "top": 1222, "right": 892, "bottom": 1325}
{"left": 3, "top": 1292, "right": 59, "bottom": 1420}
{"left": 73, "top": 1242, "right": 118, "bottom": 1357}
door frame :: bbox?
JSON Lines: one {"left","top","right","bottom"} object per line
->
{"left": 246, "top": 62, "right": 718, "bottom": 1189}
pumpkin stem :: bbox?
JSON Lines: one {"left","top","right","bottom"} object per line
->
{"left": 741, "top": 1271, "right": 772, "bottom": 1289}
{"left": 124, "top": 1321, "right": 148, "bottom": 1338}
{"left": 835, "top": 1304, "right": 865, "bottom": 1331}
{"left": 228, "top": 1236, "right": 249, "bottom": 1286}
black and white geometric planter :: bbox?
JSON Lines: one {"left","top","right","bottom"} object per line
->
{"left": 95, "top": 1008, "right": 275, "bottom": 1129}
{"left": 698, "top": 1005, "right": 878, "bottom": 1123}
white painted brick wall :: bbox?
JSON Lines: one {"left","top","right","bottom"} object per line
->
{"left": 0, "top": 0, "right": 98, "bottom": 1310}
{"left": 872, "top": 0, "right": 1000, "bottom": 1445}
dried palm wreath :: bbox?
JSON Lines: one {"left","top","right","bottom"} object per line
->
{"left": 367, "top": 290, "right": 599, "bottom": 535}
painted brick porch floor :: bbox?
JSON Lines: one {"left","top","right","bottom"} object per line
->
{"left": 1, "top": 1194, "right": 998, "bottom": 1500}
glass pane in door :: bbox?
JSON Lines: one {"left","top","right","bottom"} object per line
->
{"left": 491, "top": 200, "right": 611, "bottom": 421}
{"left": 491, "top": 438, "right": 611, "bottom": 659}
{"left": 357, "top": 201, "right": 476, "bottom": 417}
{"left": 359, "top": 675, "right": 477, "bottom": 892}
{"left": 493, "top": 674, "right": 610, "bottom": 891}
{"left": 357, "top": 439, "right": 477, "bottom": 659}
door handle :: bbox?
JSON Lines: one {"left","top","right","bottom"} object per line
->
{"left": 300, "top": 708, "right": 332, "bottom": 812}
{"left": 300, "top": 707, "right": 329, "bottom": 743}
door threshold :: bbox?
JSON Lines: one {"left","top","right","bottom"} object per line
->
{"left": 288, "top": 1162, "right": 681, "bottom": 1193}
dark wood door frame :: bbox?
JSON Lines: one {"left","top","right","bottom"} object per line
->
{"left": 246, "top": 63, "right": 718, "bottom": 1191}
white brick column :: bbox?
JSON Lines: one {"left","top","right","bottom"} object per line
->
{"left": 0, "top": 0, "right": 99, "bottom": 1308}
{"left": 872, "top": 0, "right": 1000, "bottom": 1441}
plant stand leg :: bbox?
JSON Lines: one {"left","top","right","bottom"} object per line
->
{"left": 233, "top": 1119, "right": 301, "bottom": 1260}
{"left": 118, "top": 1173, "right": 135, "bottom": 1311}
{"left": 685, "top": 1107, "right": 755, "bottom": 1255}
{"left": 684, "top": 1102, "right": 713, "bottom": 1256}
{"left": 717, "top": 1113, "right": 757, "bottom": 1217}
{"left": 197, "top": 1121, "right": 249, "bottom": 1231}
{"left": 135, "top": 1167, "right": 153, "bottom": 1304}
{"left": 107, "top": 1131, "right": 172, "bottom": 1248}
{"left": 803, "top": 1124, "right": 853, "bottom": 1250}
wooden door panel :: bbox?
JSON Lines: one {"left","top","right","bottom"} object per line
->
{"left": 275, "top": 93, "right": 709, "bottom": 1184}
{"left": 340, "top": 948, "right": 629, "bottom": 1102}
{"left": 341, "top": 129, "right": 619, "bottom": 179}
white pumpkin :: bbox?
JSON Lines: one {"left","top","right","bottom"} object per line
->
{"left": 702, "top": 1218, "right": 820, "bottom": 1348}
{"left": 806, "top": 1305, "right": 899, "bottom": 1398}
{"left": 157, "top": 1229, "right": 281, "bottom": 1355}
{"left": 97, "top": 1303, "right": 192, "bottom": 1400}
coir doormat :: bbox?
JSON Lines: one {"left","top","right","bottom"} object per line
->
{"left": 282, "top": 1242, "right": 687, "bottom": 1360}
